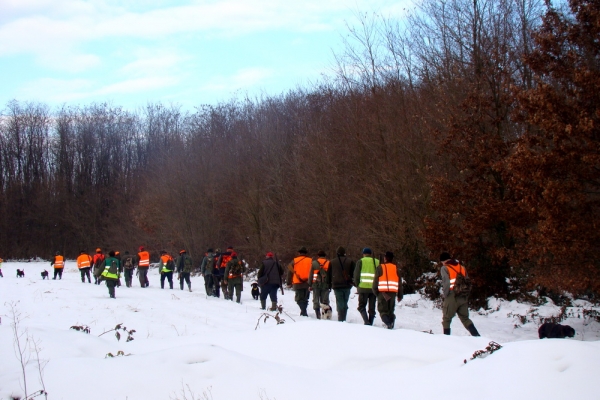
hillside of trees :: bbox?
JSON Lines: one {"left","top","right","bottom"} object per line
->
{"left": 1, "top": 0, "right": 598, "bottom": 304}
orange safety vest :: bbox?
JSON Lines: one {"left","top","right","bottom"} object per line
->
{"left": 54, "top": 255, "right": 64, "bottom": 269}
{"left": 292, "top": 256, "right": 312, "bottom": 284}
{"left": 77, "top": 254, "right": 92, "bottom": 269}
{"left": 160, "top": 254, "right": 173, "bottom": 264}
{"left": 378, "top": 262, "right": 399, "bottom": 292}
{"left": 447, "top": 262, "right": 466, "bottom": 290}
{"left": 138, "top": 251, "right": 150, "bottom": 267}
{"left": 219, "top": 254, "right": 231, "bottom": 269}
{"left": 312, "top": 258, "right": 330, "bottom": 281}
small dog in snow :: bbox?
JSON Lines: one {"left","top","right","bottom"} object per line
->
{"left": 41, "top": 270, "right": 49, "bottom": 280}
{"left": 320, "top": 303, "right": 333, "bottom": 320}
{"left": 16, "top": 269, "right": 25, "bottom": 278}
{"left": 251, "top": 282, "right": 260, "bottom": 300}
{"left": 538, "top": 322, "right": 575, "bottom": 339}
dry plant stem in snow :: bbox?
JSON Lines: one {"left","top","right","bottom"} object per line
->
{"left": 170, "top": 382, "right": 213, "bottom": 400}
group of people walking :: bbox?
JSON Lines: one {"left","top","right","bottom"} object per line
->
{"left": 46, "top": 245, "right": 481, "bottom": 335}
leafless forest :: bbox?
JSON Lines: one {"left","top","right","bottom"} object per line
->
{"left": 1, "top": 0, "right": 598, "bottom": 302}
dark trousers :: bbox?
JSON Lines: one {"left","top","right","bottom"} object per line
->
{"left": 295, "top": 288, "right": 310, "bottom": 315}
{"left": 358, "top": 292, "right": 376, "bottom": 316}
{"left": 228, "top": 282, "right": 242, "bottom": 302}
{"left": 161, "top": 271, "right": 174, "bottom": 289}
{"left": 204, "top": 274, "right": 213, "bottom": 295}
{"left": 312, "top": 287, "right": 331, "bottom": 309}
{"left": 106, "top": 279, "right": 117, "bottom": 298}
{"left": 53, "top": 268, "right": 63, "bottom": 279}
{"left": 179, "top": 272, "right": 191, "bottom": 290}
{"left": 334, "top": 288, "right": 351, "bottom": 313}
{"left": 124, "top": 268, "right": 134, "bottom": 287}
{"left": 212, "top": 275, "right": 222, "bottom": 297}
{"left": 260, "top": 284, "right": 279, "bottom": 303}
{"left": 138, "top": 267, "right": 149, "bottom": 287}
{"left": 80, "top": 267, "right": 91, "bottom": 283}
{"left": 442, "top": 291, "right": 474, "bottom": 330}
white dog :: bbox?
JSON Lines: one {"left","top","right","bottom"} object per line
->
{"left": 320, "top": 303, "right": 332, "bottom": 320}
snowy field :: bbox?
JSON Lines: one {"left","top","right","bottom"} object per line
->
{"left": 1, "top": 260, "right": 599, "bottom": 400}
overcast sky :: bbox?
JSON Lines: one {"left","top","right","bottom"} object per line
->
{"left": 0, "top": 0, "right": 411, "bottom": 110}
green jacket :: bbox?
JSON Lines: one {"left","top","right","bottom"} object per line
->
{"left": 354, "top": 256, "right": 380, "bottom": 293}
{"left": 175, "top": 254, "right": 193, "bottom": 273}
{"left": 101, "top": 257, "right": 121, "bottom": 281}
{"left": 224, "top": 256, "right": 245, "bottom": 284}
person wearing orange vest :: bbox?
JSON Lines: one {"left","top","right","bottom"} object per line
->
{"left": 440, "top": 252, "right": 480, "bottom": 336}
{"left": 354, "top": 247, "right": 380, "bottom": 325}
{"left": 224, "top": 252, "right": 245, "bottom": 303}
{"left": 308, "top": 250, "right": 331, "bottom": 319}
{"left": 92, "top": 248, "right": 106, "bottom": 285}
{"left": 286, "top": 247, "right": 312, "bottom": 316}
{"left": 136, "top": 246, "right": 150, "bottom": 288}
{"left": 214, "top": 247, "right": 233, "bottom": 298}
{"left": 372, "top": 251, "right": 403, "bottom": 329}
{"left": 159, "top": 250, "right": 175, "bottom": 289}
{"left": 77, "top": 250, "right": 93, "bottom": 283}
{"left": 51, "top": 251, "right": 65, "bottom": 280}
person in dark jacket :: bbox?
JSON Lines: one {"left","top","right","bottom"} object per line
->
{"left": 224, "top": 252, "right": 245, "bottom": 303}
{"left": 175, "top": 249, "right": 193, "bottom": 292}
{"left": 328, "top": 247, "right": 356, "bottom": 322}
{"left": 440, "top": 252, "right": 480, "bottom": 336}
{"left": 372, "top": 251, "right": 403, "bottom": 329}
{"left": 354, "top": 247, "right": 379, "bottom": 325}
{"left": 101, "top": 251, "right": 122, "bottom": 299}
{"left": 200, "top": 248, "right": 216, "bottom": 296}
{"left": 121, "top": 251, "right": 135, "bottom": 288}
{"left": 257, "top": 252, "right": 284, "bottom": 311}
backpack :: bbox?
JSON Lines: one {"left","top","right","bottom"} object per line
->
{"left": 124, "top": 257, "right": 134, "bottom": 270}
{"left": 316, "top": 261, "right": 328, "bottom": 284}
{"left": 450, "top": 265, "right": 472, "bottom": 297}
{"left": 230, "top": 260, "right": 243, "bottom": 276}
{"left": 108, "top": 259, "right": 118, "bottom": 275}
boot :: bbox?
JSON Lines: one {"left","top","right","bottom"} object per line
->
{"left": 381, "top": 314, "right": 392, "bottom": 329}
{"left": 315, "top": 308, "right": 321, "bottom": 319}
{"left": 444, "top": 328, "right": 451, "bottom": 335}
{"left": 188, "top": 284, "right": 192, "bottom": 292}
{"left": 338, "top": 309, "right": 347, "bottom": 322}
{"left": 236, "top": 294, "right": 241, "bottom": 303}
{"left": 169, "top": 281, "right": 173, "bottom": 289}
{"left": 467, "top": 324, "right": 480, "bottom": 337}
{"left": 299, "top": 303, "right": 308, "bottom": 316}
{"left": 360, "top": 310, "right": 369, "bottom": 325}
{"left": 368, "top": 313, "right": 375, "bottom": 326}
{"left": 260, "top": 299, "right": 267, "bottom": 310}
{"left": 269, "top": 301, "right": 278, "bottom": 311}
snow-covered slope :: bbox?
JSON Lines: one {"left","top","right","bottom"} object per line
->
{"left": 1, "top": 261, "right": 598, "bottom": 399}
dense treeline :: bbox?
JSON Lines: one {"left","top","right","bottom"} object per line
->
{"left": 1, "top": 0, "right": 598, "bottom": 304}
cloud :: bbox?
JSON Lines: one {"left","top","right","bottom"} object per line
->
{"left": 96, "top": 76, "right": 179, "bottom": 95}
{"left": 17, "top": 77, "right": 94, "bottom": 102}
{"left": 201, "top": 67, "right": 274, "bottom": 92}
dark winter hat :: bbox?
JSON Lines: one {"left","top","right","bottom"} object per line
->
{"left": 362, "top": 247, "right": 372, "bottom": 255}
{"left": 336, "top": 246, "right": 346, "bottom": 256}
{"left": 317, "top": 250, "right": 326, "bottom": 257}
{"left": 227, "top": 246, "right": 234, "bottom": 251}
{"left": 160, "top": 250, "right": 167, "bottom": 255}
{"left": 80, "top": 250, "right": 85, "bottom": 254}
{"left": 298, "top": 246, "right": 308, "bottom": 254}
{"left": 207, "top": 248, "right": 214, "bottom": 253}
{"left": 124, "top": 251, "right": 130, "bottom": 255}
{"left": 266, "top": 252, "right": 274, "bottom": 258}
{"left": 439, "top": 252, "right": 452, "bottom": 262}
{"left": 109, "top": 251, "right": 116, "bottom": 257}
{"left": 55, "top": 251, "right": 60, "bottom": 255}
{"left": 385, "top": 251, "right": 394, "bottom": 261}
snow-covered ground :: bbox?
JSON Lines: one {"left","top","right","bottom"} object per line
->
{"left": 1, "top": 261, "right": 599, "bottom": 400}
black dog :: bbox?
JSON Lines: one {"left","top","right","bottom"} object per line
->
{"left": 251, "top": 282, "right": 260, "bottom": 300}
{"left": 538, "top": 322, "right": 575, "bottom": 339}
{"left": 41, "top": 270, "right": 49, "bottom": 280}
{"left": 16, "top": 269, "right": 25, "bottom": 278}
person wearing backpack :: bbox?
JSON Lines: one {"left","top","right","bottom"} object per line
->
{"left": 308, "top": 250, "right": 331, "bottom": 319}
{"left": 213, "top": 247, "right": 232, "bottom": 298}
{"left": 121, "top": 251, "right": 135, "bottom": 288}
{"left": 77, "top": 250, "right": 93, "bottom": 283}
{"left": 257, "top": 252, "right": 284, "bottom": 311}
{"left": 200, "top": 248, "right": 216, "bottom": 296}
{"left": 354, "top": 247, "right": 380, "bottom": 325}
{"left": 176, "top": 249, "right": 193, "bottom": 292}
{"left": 224, "top": 252, "right": 245, "bottom": 303}
{"left": 159, "top": 250, "right": 175, "bottom": 289}
{"left": 372, "top": 251, "right": 403, "bottom": 329}
{"left": 101, "top": 251, "right": 122, "bottom": 298}
{"left": 286, "top": 247, "right": 312, "bottom": 316}
{"left": 92, "top": 248, "right": 106, "bottom": 285}
{"left": 328, "top": 246, "right": 355, "bottom": 322}
{"left": 440, "top": 252, "right": 480, "bottom": 336}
